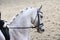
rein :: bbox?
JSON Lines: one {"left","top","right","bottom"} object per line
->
{"left": 8, "top": 6, "right": 42, "bottom": 29}
{"left": 8, "top": 26, "right": 36, "bottom": 29}
{"left": 8, "top": 12, "right": 39, "bottom": 29}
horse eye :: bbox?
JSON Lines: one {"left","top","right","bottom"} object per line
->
{"left": 40, "top": 15, "right": 43, "bottom": 18}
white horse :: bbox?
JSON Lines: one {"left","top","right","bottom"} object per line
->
{"left": 0, "top": 6, "right": 44, "bottom": 40}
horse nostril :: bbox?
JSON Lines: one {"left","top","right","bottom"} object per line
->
{"left": 41, "top": 29, "right": 45, "bottom": 32}
{"left": 37, "top": 28, "right": 45, "bottom": 33}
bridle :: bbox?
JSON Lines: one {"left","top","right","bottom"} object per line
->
{"left": 33, "top": 5, "right": 43, "bottom": 32}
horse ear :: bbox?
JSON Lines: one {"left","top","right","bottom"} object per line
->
{"left": 37, "top": 5, "right": 42, "bottom": 13}
{"left": 39, "top": 5, "right": 42, "bottom": 11}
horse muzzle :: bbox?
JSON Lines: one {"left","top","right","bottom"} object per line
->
{"left": 37, "top": 28, "right": 45, "bottom": 33}
{"left": 40, "top": 29, "right": 45, "bottom": 32}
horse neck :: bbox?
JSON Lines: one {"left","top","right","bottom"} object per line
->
{"left": 8, "top": 8, "right": 35, "bottom": 27}
{"left": 8, "top": 9, "right": 33, "bottom": 40}
{"left": 7, "top": 8, "right": 37, "bottom": 40}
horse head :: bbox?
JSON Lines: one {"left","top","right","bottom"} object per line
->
{"left": 31, "top": 5, "right": 45, "bottom": 33}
